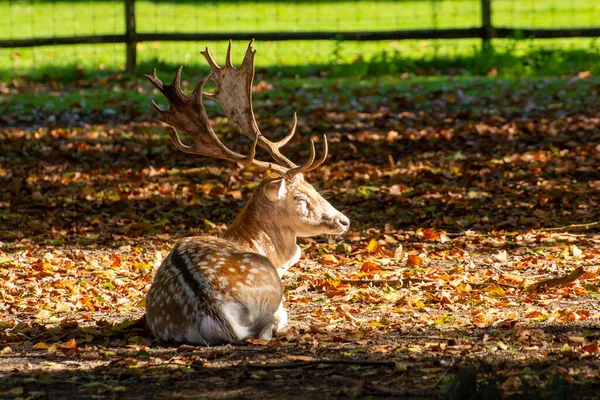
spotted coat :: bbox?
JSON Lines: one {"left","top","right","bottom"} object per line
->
{"left": 146, "top": 236, "right": 283, "bottom": 345}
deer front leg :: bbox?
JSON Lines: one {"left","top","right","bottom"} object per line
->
{"left": 273, "top": 300, "right": 288, "bottom": 333}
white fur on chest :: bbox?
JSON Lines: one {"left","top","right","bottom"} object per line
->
{"left": 276, "top": 244, "right": 301, "bottom": 278}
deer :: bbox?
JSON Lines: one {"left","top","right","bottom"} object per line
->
{"left": 143, "top": 40, "right": 350, "bottom": 345}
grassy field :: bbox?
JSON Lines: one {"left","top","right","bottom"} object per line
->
{"left": 1, "top": 0, "right": 600, "bottom": 80}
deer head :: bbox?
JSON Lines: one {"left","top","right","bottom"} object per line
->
{"left": 259, "top": 174, "right": 349, "bottom": 237}
{"left": 145, "top": 40, "right": 349, "bottom": 269}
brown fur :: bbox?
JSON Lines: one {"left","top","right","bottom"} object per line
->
{"left": 146, "top": 175, "right": 349, "bottom": 345}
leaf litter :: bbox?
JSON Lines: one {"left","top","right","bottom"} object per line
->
{"left": 0, "top": 74, "right": 599, "bottom": 398}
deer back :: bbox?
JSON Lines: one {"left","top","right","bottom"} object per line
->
{"left": 146, "top": 237, "right": 282, "bottom": 344}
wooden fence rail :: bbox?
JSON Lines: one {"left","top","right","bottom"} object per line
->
{"left": 0, "top": 0, "right": 598, "bottom": 74}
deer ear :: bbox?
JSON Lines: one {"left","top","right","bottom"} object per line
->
{"left": 264, "top": 178, "right": 287, "bottom": 202}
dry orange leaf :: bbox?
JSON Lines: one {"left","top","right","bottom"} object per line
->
{"left": 406, "top": 254, "right": 423, "bottom": 267}
{"left": 422, "top": 228, "right": 440, "bottom": 241}
{"left": 60, "top": 338, "right": 77, "bottom": 350}
{"left": 525, "top": 311, "right": 542, "bottom": 319}
{"left": 582, "top": 344, "right": 598, "bottom": 353}
{"left": 109, "top": 254, "right": 122, "bottom": 268}
{"left": 360, "top": 261, "right": 380, "bottom": 273}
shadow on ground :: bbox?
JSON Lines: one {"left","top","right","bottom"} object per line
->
{"left": 1, "top": 89, "right": 599, "bottom": 247}
{"left": 1, "top": 316, "right": 600, "bottom": 399}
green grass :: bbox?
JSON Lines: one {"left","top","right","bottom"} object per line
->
{"left": 1, "top": 0, "right": 600, "bottom": 80}
{"left": 3, "top": 73, "right": 599, "bottom": 119}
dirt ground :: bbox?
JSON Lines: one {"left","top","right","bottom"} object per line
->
{"left": 1, "top": 75, "right": 600, "bottom": 398}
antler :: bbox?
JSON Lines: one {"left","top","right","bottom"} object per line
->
{"left": 146, "top": 40, "right": 327, "bottom": 179}
{"left": 145, "top": 68, "right": 289, "bottom": 176}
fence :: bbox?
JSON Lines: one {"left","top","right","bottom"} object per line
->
{"left": 0, "top": 0, "right": 599, "bottom": 75}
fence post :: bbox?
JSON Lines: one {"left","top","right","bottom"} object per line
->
{"left": 481, "top": 0, "right": 493, "bottom": 51}
{"left": 125, "top": 0, "right": 137, "bottom": 74}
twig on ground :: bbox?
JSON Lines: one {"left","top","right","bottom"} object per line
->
{"left": 128, "top": 361, "right": 190, "bottom": 370}
{"left": 176, "top": 345, "right": 275, "bottom": 355}
{"left": 340, "top": 277, "right": 433, "bottom": 287}
{"left": 468, "top": 281, "right": 520, "bottom": 289}
{"left": 488, "top": 263, "right": 507, "bottom": 274}
{"left": 539, "top": 221, "right": 600, "bottom": 232}
{"left": 341, "top": 266, "right": 586, "bottom": 292}
{"left": 443, "top": 222, "right": 599, "bottom": 239}
{"left": 340, "top": 278, "right": 519, "bottom": 289}
{"left": 246, "top": 359, "right": 396, "bottom": 369}
{"left": 525, "top": 266, "right": 586, "bottom": 292}
{"left": 358, "top": 380, "right": 435, "bottom": 397}
{"left": 432, "top": 359, "right": 456, "bottom": 390}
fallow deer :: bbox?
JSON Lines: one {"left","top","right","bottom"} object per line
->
{"left": 144, "top": 41, "right": 349, "bottom": 345}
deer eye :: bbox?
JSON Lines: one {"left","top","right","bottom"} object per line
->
{"left": 295, "top": 196, "right": 307, "bottom": 204}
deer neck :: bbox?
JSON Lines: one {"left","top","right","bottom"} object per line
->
{"left": 223, "top": 199, "right": 301, "bottom": 277}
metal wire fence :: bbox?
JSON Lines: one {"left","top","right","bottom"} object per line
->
{"left": 0, "top": 0, "right": 598, "bottom": 76}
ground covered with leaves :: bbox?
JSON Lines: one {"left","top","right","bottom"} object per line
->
{"left": 1, "top": 73, "right": 600, "bottom": 399}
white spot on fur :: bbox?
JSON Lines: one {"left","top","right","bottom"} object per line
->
{"left": 204, "top": 269, "right": 216, "bottom": 278}
{"left": 175, "top": 292, "right": 183, "bottom": 305}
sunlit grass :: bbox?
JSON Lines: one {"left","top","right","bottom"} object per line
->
{"left": 0, "top": 0, "right": 599, "bottom": 79}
